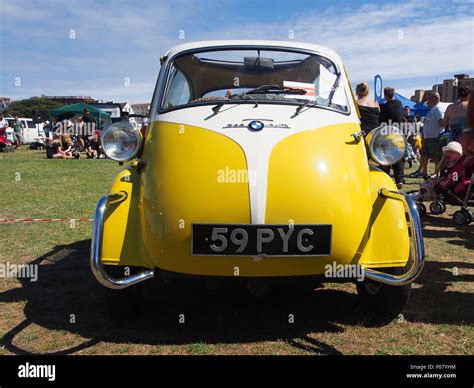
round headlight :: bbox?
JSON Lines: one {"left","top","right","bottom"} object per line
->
{"left": 101, "top": 122, "right": 142, "bottom": 162}
{"left": 367, "top": 125, "right": 406, "bottom": 166}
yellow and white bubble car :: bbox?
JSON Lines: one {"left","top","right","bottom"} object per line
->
{"left": 92, "top": 40, "right": 424, "bottom": 320}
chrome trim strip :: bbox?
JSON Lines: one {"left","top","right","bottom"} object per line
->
{"left": 362, "top": 189, "right": 425, "bottom": 286}
{"left": 368, "top": 164, "right": 384, "bottom": 172}
{"left": 90, "top": 193, "right": 154, "bottom": 289}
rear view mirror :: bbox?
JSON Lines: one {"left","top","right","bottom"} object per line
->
{"left": 244, "top": 57, "right": 274, "bottom": 70}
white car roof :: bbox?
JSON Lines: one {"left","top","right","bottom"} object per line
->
{"left": 163, "top": 40, "right": 343, "bottom": 63}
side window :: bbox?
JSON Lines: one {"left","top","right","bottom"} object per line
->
{"left": 162, "top": 66, "right": 191, "bottom": 109}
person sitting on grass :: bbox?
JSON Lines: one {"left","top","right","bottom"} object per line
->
{"left": 411, "top": 141, "right": 474, "bottom": 201}
{"left": 49, "top": 134, "right": 79, "bottom": 159}
{"left": 46, "top": 135, "right": 59, "bottom": 158}
{"left": 85, "top": 135, "right": 102, "bottom": 159}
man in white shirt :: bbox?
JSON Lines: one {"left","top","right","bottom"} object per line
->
{"left": 411, "top": 92, "right": 445, "bottom": 178}
{"left": 0, "top": 114, "right": 9, "bottom": 131}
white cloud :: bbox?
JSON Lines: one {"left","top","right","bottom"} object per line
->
{"left": 199, "top": 0, "right": 473, "bottom": 90}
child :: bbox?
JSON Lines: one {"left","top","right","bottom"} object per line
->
{"left": 411, "top": 142, "right": 463, "bottom": 201}
{"left": 405, "top": 142, "right": 418, "bottom": 169}
{"left": 86, "top": 135, "right": 102, "bottom": 159}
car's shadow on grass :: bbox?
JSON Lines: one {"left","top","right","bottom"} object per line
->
{"left": 421, "top": 214, "right": 474, "bottom": 250}
{"left": 405, "top": 214, "right": 474, "bottom": 324}
{"left": 0, "top": 237, "right": 471, "bottom": 355}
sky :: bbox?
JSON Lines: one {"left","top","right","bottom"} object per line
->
{"left": 0, "top": 0, "right": 473, "bottom": 104}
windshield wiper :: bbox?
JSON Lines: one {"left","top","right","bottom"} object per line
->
{"left": 212, "top": 93, "right": 256, "bottom": 114}
{"left": 294, "top": 73, "right": 341, "bottom": 116}
{"left": 212, "top": 85, "right": 307, "bottom": 114}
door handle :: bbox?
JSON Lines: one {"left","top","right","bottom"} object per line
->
{"left": 351, "top": 130, "right": 364, "bottom": 143}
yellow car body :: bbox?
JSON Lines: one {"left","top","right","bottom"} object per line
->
{"left": 91, "top": 40, "right": 424, "bottom": 295}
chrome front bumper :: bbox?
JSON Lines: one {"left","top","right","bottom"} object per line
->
{"left": 91, "top": 189, "right": 424, "bottom": 289}
{"left": 361, "top": 189, "right": 425, "bottom": 286}
{"left": 90, "top": 193, "right": 154, "bottom": 289}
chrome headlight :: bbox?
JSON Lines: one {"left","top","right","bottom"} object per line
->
{"left": 101, "top": 122, "right": 142, "bottom": 162}
{"left": 366, "top": 125, "right": 406, "bottom": 166}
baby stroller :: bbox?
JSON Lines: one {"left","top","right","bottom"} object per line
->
{"left": 413, "top": 173, "right": 474, "bottom": 226}
{"left": 412, "top": 159, "right": 474, "bottom": 225}
{"left": 0, "top": 126, "right": 14, "bottom": 152}
{"left": 449, "top": 175, "right": 473, "bottom": 225}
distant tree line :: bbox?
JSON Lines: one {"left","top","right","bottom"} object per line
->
{"left": 4, "top": 98, "right": 62, "bottom": 121}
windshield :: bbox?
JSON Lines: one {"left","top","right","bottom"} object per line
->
{"left": 160, "top": 48, "right": 349, "bottom": 113}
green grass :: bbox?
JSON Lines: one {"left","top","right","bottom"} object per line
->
{"left": 187, "top": 343, "right": 211, "bottom": 355}
{"left": 0, "top": 149, "right": 120, "bottom": 262}
{"left": 0, "top": 149, "right": 120, "bottom": 219}
{"left": 0, "top": 149, "right": 472, "bottom": 355}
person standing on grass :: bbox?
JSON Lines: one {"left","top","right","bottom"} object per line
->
{"left": 410, "top": 92, "right": 445, "bottom": 178}
{"left": 434, "top": 87, "right": 470, "bottom": 177}
{"left": 140, "top": 116, "right": 149, "bottom": 138}
{"left": 460, "top": 90, "right": 474, "bottom": 155}
{"left": 356, "top": 82, "right": 380, "bottom": 135}
{"left": 404, "top": 106, "right": 416, "bottom": 146}
{"left": 403, "top": 106, "right": 415, "bottom": 127}
{"left": 0, "top": 114, "right": 8, "bottom": 130}
{"left": 444, "top": 85, "right": 470, "bottom": 142}
{"left": 13, "top": 117, "right": 24, "bottom": 148}
{"left": 0, "top": 114, "right": 9, "bottom": 141}
{"left": 379, "top": 86, "right": 405, "bottom": 189}
{"left": 81, "top": 108, "right": 96, "bottom": 131}
{"left": 80, "top": 108, "right": 96, "bottom": 150}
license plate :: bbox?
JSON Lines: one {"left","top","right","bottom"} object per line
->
{"left": 191, "top": 224, "right": 332, "bottom": 256}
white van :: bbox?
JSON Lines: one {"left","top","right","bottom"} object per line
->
{"left": 5, "top": 117, "right": 45, "bottom": 144}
